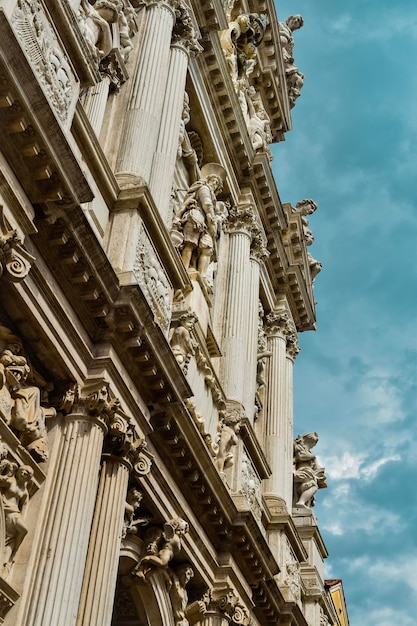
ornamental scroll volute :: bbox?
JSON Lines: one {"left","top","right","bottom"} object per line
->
{"left": 0, "top": 207, "right": 35, "bottom": 283}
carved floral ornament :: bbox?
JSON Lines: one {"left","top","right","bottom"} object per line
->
{"left": 171, "top": 1, "right": 202, "bottom": 55}
{"left": 0, "top": 207, "right": 35, "bottom": 283}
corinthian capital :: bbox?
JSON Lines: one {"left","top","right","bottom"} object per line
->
{"left": 172, "top": 2, "right": 203, "bottom": 54}
{"left": 226, "top": 205, "right": 257, "bottom": 236}
{"left": 265, "top": 311, "right": 289, "bottom": 337}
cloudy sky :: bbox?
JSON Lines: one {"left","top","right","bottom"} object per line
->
{"left": 271, "top": 1, "right": 417, "bottom": 625}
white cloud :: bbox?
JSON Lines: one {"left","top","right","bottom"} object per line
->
{"left": 353, "top": 607, "right": 416, "bottom": 626}
{"left": 322, "top": 451, "right": 400, "bottom": 483}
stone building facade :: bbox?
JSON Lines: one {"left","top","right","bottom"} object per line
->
{"left": 0, "top": 1, "right": 343, "bottom": 625}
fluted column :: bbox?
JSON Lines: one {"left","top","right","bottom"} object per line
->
{"left": 116, "top": 0, "right": 176, "bottom": 185}
{"left": 24, "top": 383, "right": 114, "bottom": 626}
{"left": 263, "top": 312, "right": 299, "bottom": 511}
{"left": 222, "top": 205, "right": 257, "bottom": 404}
{"left": 81, "top": 78, "right": 111, "bottom": 136}
{"left": 77, "top": 432, "right": 153, "bottom": 626}
{"left": 243, "top": 232, "right": 268, "bottom": 422}
{"left": 149, "top": 8, "right": 201, "bottom": 223}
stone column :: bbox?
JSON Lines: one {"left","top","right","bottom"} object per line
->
{"left": 77, "top": 431, "right": 152, "bottom": 626}
{"left": 149, "top": 8, "right": 201, "bottom": 224}
{"left": 116, "top": 0, "right": 176, "bottom": 186}
{"left": 222, "top": 205, "right": 257, "bottom": 405}
{"left": 242, "top": 231, "right": 268, "bottom": 422}
{"left": 23, "top": 383, "right": 116, "bottom": 626}
{"left": 263, "top": 312, "right": 299, "bottom": 512}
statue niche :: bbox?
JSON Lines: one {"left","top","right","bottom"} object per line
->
{"left": 0, "top": 326, "right": 56, "bottom": 462}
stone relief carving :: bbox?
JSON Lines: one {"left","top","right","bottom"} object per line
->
{"left": 134, "top": 222, "right": 173, "bottom": 334}
{"left": 134, "top": 517, "right": 189, "bottom": 582}
{"left": 293, "top": 432, "right": 327, "bottom": 508}
{"left": 278, "top": 15, "right": 304, "bottom": 108}
{"left": 240, "top": 451, "right": 262, "bottom": 520}
{"left": 169, "top": 563, "right": 207, "bottom": 626}
{"left": 285, "top": 560, "right": 301, "bottom": 603}
{"left": 0, "top": 326, "right": 56, "bottom": 462}
{"left": 206, "top": 588, "right": 250, "bottom": 626}
{"left": 0, "top": 207, "right": 35, "bottom": 283}
{"left": 12, "top": 0, "right": 77, "bottom": 125}
{"left": 78, "top": 0, "right": 138, "bottom": 64}
{"left": 171, "top": 163, "right": 227, "bottom": 282}
{"left": 169, "top": 313, "right": 198, "bottom": 374}
{"left": 215, "top": 402, "right": 243, "bottom": 475}
{"left": 0, "top": 459, "right": 34, "bottom": 576}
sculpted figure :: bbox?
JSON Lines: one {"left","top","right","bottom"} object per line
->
{"left": 169, "top": 564, "right": 208, "bottom": 626}
{"left": 0, "top": 326, "right": 55, "bottom": 462}
{"left": 169, "top": 313, "right": 198, "bottom": 373}
{"left": 279, "top": 15, "right": 304, "bottom": 67}
{"left": 172, "top": 163, "right": 226, "bottom": 279}
{"left": 135, "top": 518, "right": 189, "bottom": 581}
{"left": 78, "top": 0, "right": 136, "bottom": 63}
{"left": 215, "top": 408, "right": 241, "bottom": 474}
{"left": 0, "top": 463, "right": 33, "bottom": 574}
{"left": 123, "top": 487, "right": 150, "bottom": 537}
{"left": 293, "top": 432, "right": 327, "bottom": 508}
{"left": 247, "top": 88, "right": 273, "bottom": 157}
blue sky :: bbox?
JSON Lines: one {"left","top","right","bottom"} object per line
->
{"left": 272, "top": 2, "right": 417, "bottom": 625}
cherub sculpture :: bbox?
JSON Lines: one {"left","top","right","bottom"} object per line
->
{"left": 135, "top": 517, "right": 189, "bottom": 581}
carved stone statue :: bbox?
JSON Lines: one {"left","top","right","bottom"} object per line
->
{"left": 168, "top": 563, "right": 207, "bottom": 626}
{"left": 0, "top": 462, "right": 33, "bottom": 575}
{"left": 278, "top": 15, "right": 304, "bottom": 67}
{"left": 293, "top": 432, "right": 327, "bottom": 508}
{"left": 278, "top": 15, "right": 304, "bottom": 107}
{"left": 123, "top": 486, "right": 150, "bottom": 538}
{"left": 78, "top": 0, "right": 137, "bottom": 63}
{"left": 0, "top": 326, "right": 56, "bottom": 462}
{"left": 135, "top": 517, "right": 189, "bottom": 581}
{"left": 215, "top": 404, "right": 242, "bottom": 474}
{"left": 256, "top": 302, "right": 272, "bottom": 391}
{"left": 169, "top": 313, "right": 198, "bottom": 373}
{"left": 308, "top": 252, "right": 322, "bottom": 282}
{"left": 171, "top": 163, "right": 226, "bottom": 280}
{"left": 246, "top": 88, "right": 273, "bottom": 157}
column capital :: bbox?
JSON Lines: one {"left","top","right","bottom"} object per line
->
{"left": 226, "top": 205, "right": 257, "bottom": 237}
{"left": 250, "top": 227, "right": 269, "bottom": 263}
{"left": 265, "top": 311, "right": 289, "bottom": 338}
{"left": 171, "top": 2, "right": 203, "bottom": 55}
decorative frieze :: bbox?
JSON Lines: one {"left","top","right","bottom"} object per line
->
{"left": 11, "top": 0, "right": 78, "bottom": 127}
{"left": 133, "top": 221, "right": 173, "bottom": 333}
